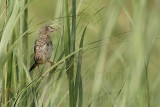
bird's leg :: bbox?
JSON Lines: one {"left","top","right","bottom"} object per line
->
{"left": 38, "top": 65, "right": 42, "bottom": 76}
{"left": 48, "top": 61, "right": 54, "bottom": 66}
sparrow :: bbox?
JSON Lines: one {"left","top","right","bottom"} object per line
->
{"left": 29, "top": 25, "right": 55, "bottom": 72}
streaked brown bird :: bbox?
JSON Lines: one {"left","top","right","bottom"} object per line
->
{"left": 29, "top": 25, "right": 55, "bottom": 72}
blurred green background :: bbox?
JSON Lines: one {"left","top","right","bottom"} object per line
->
{"left": 1, "top": 0, "right": 160, "bottom": 107}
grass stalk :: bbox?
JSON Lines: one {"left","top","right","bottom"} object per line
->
{"left": 4, "top": 0, "right": 14, "bottom": 107}
{"left": 20, "top": 0, "right": 28, "bottom": 71}
{"left": 69, "top": 0, "right": 77, "bottom": 107}
{"left": 63, "top": 0, "right": 74, "bottom": 107}
{"left": 91, "top": 3, "right": 120, "bottom": 107}
{"left": 19, "top": 0, "right": 28, "bottom": 106}
{"left": 21, "top": 0, "right": 28, "bottom": 66}
{"left": 75, "top": 26, "right": 87, "bottom": 107}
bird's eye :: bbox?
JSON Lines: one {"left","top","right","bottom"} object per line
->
{"left": 45, "top": 27, "right": 48, "bottom": 30}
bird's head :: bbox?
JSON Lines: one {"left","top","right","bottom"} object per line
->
{"left": 39, "top": 25, "right": 55, "bottom": 35}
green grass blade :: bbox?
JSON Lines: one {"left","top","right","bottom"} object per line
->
{"left": 75, "top": 25, "right": 87, "bottom": 107}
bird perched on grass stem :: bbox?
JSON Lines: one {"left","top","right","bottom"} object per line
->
{"left": 29, "top": 25, "right": 55, "bottom": 72}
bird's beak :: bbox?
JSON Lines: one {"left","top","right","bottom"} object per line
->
{"left": 48, "top": 26, "right": 55, "bottom": 32}
{"left": 49, "top": 25, "right": 58, "bottom": 32}
{"left": 50, "top": 27, "right": 54, "bottom": 32}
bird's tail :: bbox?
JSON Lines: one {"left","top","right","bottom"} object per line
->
{"left": 29, "top": 63, "right": 38, "bottom": 72}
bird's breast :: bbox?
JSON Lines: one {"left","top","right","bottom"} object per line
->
{"left": 34, "top": 37, "right": 53, "bottom": 64}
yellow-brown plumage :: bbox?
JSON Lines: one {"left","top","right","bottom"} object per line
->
{"left": 29, "top": 25, "right": 54, "bottom": 72}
